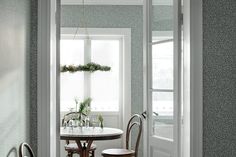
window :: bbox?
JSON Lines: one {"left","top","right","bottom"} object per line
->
{"left": 60, "top": 38, "right": 120, "bottom": 112}
{"left": 60, "top": 28, "right": 131, "bottom": 117}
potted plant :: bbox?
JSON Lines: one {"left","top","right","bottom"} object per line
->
{"left": 76, "top": 98, "right": 92, "bottom": 127}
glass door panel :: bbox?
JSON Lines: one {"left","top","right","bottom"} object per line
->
{"left": 152, "top": 41, "right": 173, "bottom": 89}
{"left": 152, "top": 91, "right": 173, "bottom": 140}
{"left": 147, "top": 0, "right": 181, "bottom": 156}
{"left": 151, "top": 0, "right": 174, "bottom": 141}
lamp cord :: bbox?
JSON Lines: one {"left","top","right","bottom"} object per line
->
{"left": 73, "top": 0, "right": 89, "bottom": 40}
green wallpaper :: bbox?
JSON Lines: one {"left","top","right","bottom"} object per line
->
{"left": 152, "top": 6, "right": 173, "bottom": 31}
{"left": 30, "top": 0, "right": 38, "bottom": 155}
{"left": 203, "top": 0, "right": 236, "bottom": 156}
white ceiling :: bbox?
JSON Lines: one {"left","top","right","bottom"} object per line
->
{"left": 61, "top": 0, "right": 172, "bottom": 5}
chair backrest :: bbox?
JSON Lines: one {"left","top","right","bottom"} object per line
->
{"left": 62, "top": 112, "right": 81, "bottom": 144}
{"left": 125, "top": 114, "right": 143, "bottom": 157}
{"left": 19, "top": 142, "right": 35, "bottom": 157}
{"left": 62, "top": 111, "right": 79, "bottom": 125}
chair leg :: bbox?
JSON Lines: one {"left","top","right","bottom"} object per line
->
{"left": 67, "top": 151, "right": 73, "bottom": 157}
{"left": 91, "top": 150, "right": 95, "bottom": 157}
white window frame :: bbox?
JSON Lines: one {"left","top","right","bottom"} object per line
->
{"left": 60, "top": 28, "right": 131, "bottom": 146}
{"left": 61, "top": 35, "right": 122, "bottom": 113}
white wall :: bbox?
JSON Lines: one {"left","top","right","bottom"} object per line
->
{"left": 0, "top": 0, "right": 31, "bottom": 156}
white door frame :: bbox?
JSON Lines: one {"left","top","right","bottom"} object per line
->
{"left": 37, "top": 0, "right": 202, "bottom": 156}
{"left": 142, "top": 0, "right": 203, "bottom": 157}
{"left": 37, "top": 0, "right": 60, "bottom": 157}
{"left": 182, "top": 0, "right": 203, "bottom": 157}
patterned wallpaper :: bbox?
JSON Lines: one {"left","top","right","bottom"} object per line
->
{"left": 152, "top": 6, "right": 173, "bottom": 31}
{"left": 203, "top": 0, "right": 236, "bottom": 156}
{"left": 30, "top": 0, "right": 38, "bottom": 154}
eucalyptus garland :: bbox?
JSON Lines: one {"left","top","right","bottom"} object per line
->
{"left": 61, "top": 62, "right": 111, "bottom": 73}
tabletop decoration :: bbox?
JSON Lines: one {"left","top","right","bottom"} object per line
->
{"left": 98, "top": 114, "right": 104, "bottom": 129}
{"left": 63, "top": 98, "right": 106, "bottom": 129}
{"left": 77, "top": 98, "right": 92, "bottom": 126}
{"left": 62, "top": 112, "right": 79, "bottom": 128}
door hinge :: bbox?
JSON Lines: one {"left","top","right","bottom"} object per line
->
{"left": 180, "top": 13, "right": 184, "bottom": 25}
{"left": 55, "top": 11, "right": 58, "bottom": 25}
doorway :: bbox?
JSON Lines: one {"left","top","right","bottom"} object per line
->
{"left": 37, "top": 0, "right": 203, "bottom": 157}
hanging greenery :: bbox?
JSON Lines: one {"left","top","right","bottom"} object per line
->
{"left": 61, "top": 62, "right": 111, "bottom": 73}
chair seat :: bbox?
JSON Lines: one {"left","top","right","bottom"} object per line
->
{"left": 102, "top": 149, "right": 135, "bottom": 156}
{"left": 65, "top": 143, "right": 96, "bottom": 151}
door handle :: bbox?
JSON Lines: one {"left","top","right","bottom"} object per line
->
{"left": 141, "top": 111, "right": 147, "bottom": 119}
{"left": 153, "top": 112, "right": 159, "bottom": 117}
{"left": 141, "top": 111, "right": 159, "bottom": 119}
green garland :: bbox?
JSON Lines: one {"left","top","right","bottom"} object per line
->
{"left": 61, "top": 62, "right": 111, "bottom": 73}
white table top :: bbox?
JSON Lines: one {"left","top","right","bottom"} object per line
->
{"left": 60, "top": 127, "right": 123, "bottom": 141}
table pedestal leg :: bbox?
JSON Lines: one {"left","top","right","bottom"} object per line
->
{"left": 75, "top": 140, "right": 93, "bottom": 157}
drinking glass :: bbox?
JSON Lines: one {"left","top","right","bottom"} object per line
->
{"left": 90, "top": 116, "right": 98, "bottom": 129}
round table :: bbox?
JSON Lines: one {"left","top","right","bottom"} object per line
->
{"left": 60, "top": 127, "right": 123, "bottom": 157}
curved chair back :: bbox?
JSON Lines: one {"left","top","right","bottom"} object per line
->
{"left": 125, "top": 114, "right": 143, "bottom": 157}
{"left": 19, "top": 142, "right": 35, "bottom": 157}
{"left": 62, "top": 111, "right": 80, "bottom": 125}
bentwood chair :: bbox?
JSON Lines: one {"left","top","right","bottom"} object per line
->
{"left": 101, "top": 114, "right": 143, "bottom": 157}
{"left": 19, "top": 142, "right": 35, "bottom": 157}
{"left": 62, "top": 112, "right": 96, "bottom": 157}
